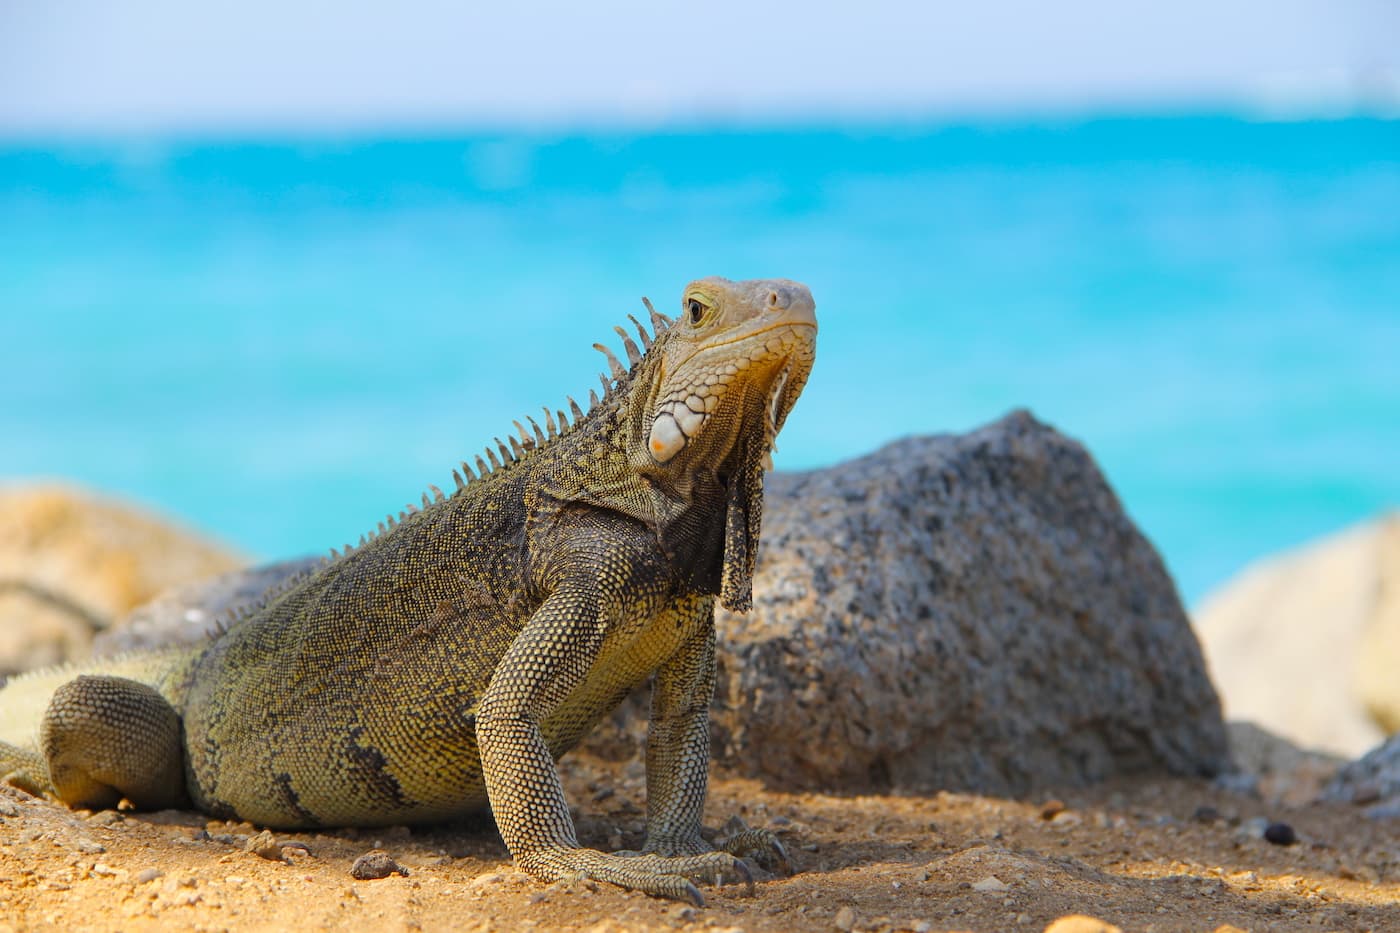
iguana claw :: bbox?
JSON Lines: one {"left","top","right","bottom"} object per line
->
{"left": 721, "top": 828, "right": 793, "bottom": 876}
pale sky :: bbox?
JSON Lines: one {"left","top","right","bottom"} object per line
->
{"left": 2, "top": 0, "right": 1397, "bottom": 134}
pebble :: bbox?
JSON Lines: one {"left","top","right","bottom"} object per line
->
{"left": 350, "top": 851, "right": 408, "bottom": 880}
{"left": 0, "top": 799, "right": 18, "bottom": 817}
{"left": 135, "top": 868, "right": 163, "bottom": 884}
{"left": 1191, "top": 805, "right": 1221, "bottom": 824}
{"left": 833, "top": 905, "right": 857, "bottom": 931}
{"left": 1349, "top": 781, "right": 1382, "bottom": 805}
{"left": 245, "top": 829, "right": 285, "bottom": 861}
{"left": 972, "top": 875, "right": 1010, "bottom": 893}
{"left": 1263, "top": 822, "right": 1297, "bottom": 846}
{"left": 1039, "top": 799, "right": 1066, "bottom": 820}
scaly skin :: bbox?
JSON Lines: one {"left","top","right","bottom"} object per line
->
{"left": 0, "top": 277, "right": 817, "bottom": 904}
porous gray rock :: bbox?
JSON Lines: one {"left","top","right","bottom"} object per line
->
{"left": 590, "top": 410, "right": 1229, "bottom": 794}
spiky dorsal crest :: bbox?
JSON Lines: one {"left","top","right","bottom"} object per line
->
{"left": 206, "top": 558, "right": 324, "bottom": 637}
{"left": 627, "top": 313, "right": 652, "bottom": 350}
{"left": 593, "top": 342, "right": 627, "bottom": 381}
{"left": 314, "top": 296, "right": 679, "bottom": 571}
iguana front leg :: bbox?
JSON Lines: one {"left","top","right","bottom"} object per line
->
{"left": 640, "top": 603, "right": 791, "bottom": 875}
{"left": 640, "top": 612, "right": 718, "bottom": 856}
{"left": 475, "top": 579, "right": 750, "bottom": 905}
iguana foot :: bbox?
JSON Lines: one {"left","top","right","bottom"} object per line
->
{"left": 0, "top": 741, "right": 51, "bottom": 798}
{"left": 718, "top": 826, "right": 792, "bottom": 876}
{"left": 517, "top": 845, "right": 753, "bottom": 905}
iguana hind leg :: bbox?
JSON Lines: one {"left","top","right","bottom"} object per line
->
{"left": 40, "top": 675, "right": 188, "bottom": 811}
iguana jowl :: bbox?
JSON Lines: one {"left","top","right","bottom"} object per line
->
{"left": 0, "top": 277, "right": 817, "bottom": 904}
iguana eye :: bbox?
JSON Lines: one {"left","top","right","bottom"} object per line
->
{"left": 687, "top": 299, "right": 705, "bottom": 324}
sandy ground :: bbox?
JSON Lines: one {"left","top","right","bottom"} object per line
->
{"left": 1, "top": 753, "right": 1397, "bottom": 933}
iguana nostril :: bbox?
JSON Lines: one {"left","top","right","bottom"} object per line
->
{"left": 768, "top": 291, "right": 780, "bottom": 308}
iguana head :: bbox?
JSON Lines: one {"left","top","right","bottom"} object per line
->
{"left": 643, "top": 277, "right": 816, "bottom": 471}
{"left": 634, "top": 277, "right": 817, "bottom": 610}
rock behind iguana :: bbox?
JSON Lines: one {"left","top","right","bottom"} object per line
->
{"left": 0, "top": 277, "right": 817, "bottom": 904}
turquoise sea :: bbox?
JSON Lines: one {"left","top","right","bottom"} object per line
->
{"left": 2, "top": 115, "right": 1397, "bottom": 604}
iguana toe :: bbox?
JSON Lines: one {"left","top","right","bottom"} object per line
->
{"left": 721, "top": 828, "right": 792, "bottom": 876}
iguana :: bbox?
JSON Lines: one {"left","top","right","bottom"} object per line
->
{"left": 0, "top": 277, "right": 817, "bottom": 905}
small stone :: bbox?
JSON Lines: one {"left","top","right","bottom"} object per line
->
{"left": 1043, "top": 916, "right": 1123, "bottom": 933}
{"left": 75, "top": 840, "right": 106, "bottom": 855}
{"left": 1349, "top": 782, "right": 1383, "bottom": 805}
{"left": 833, "top": 905, "right": 857, "bottom": 931}
{"left": 1263, "top": 822, "right": 1297, "bottom": 846}
{"left": 0, "top": 799, "right": 19, "bottom": 817}
{"left": 972, "top": 875, "right": 1010, "bottom": 892}
{"left": 350, "top": 851, "right": 408, "bottom": 880}
{"left": 245, "top": 829, "right": 285, "bottom": 861}
{"left": 86, "top": 810, "right": 124, "bottom": 826}
{"left": 1342, "top": 864, "right": 1380, "bottom": 884}
{"left": 281, "top": 841, "right": 314, "bottom": 859}
{"left": 136, "top": 868, "right": 163, "bottom": 884}
{"left": 1039, "top": 799, "right": 1066, "bottom": 820}
{"left": 1191, "top": 805, "right": 1221, "bottom": 824}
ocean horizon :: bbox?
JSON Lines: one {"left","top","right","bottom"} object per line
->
{"left": 2, "top": 113, "right": 1397, "bottom": 605}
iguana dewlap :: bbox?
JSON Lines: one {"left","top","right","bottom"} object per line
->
{"left": 0, "top": 277, "right": 817, "bottom": 905}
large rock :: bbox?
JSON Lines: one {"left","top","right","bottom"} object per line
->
{"left": 1193, "top": 513, "right": 1400, "bottom": 758}
{"left": 585, "top": 411, "right": 1227, "bottom": 793}
{"left": 700, "top": 411, "right": 1227, "bottom": 793}
{"left": 0, "top": 484, "right": 244, "bottom": 676}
